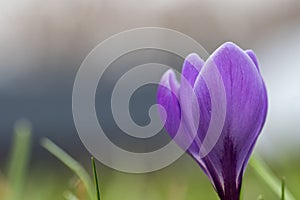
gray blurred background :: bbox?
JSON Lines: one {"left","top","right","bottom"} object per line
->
{"left": 1, "top": 0, "right": 300, "bottom": 163}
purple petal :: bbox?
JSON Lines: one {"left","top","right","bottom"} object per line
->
{"left": 193, "top": 42, "right": 267, "bottom": 199}
{"left": 180, "top": 53, "right": 204, "bottom": 154}
{"left": 157, "top": 69, "right": 200, "bottom": 154}
{"left": 245, "top": 49, "right": 259, "bottom": 70}
{"left": 179, "top": 54, "right": 212, "bottom": 178}
{"left": 157, "top": 69, "right": 180, "bottom": 137}
{"left": 181, "top": 53, "right": 204, "bottom": 86}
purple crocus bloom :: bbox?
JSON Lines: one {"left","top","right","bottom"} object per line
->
{"left": 157, "top": 42, "right": 268, "bottom": 200}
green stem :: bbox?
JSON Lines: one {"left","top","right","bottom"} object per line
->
{"left": 91, "top": 157, "right": 101, "bottom": 200}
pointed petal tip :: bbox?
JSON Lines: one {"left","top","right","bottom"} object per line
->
{"left": 181, "top": 53, "right": 204, "bottom": 86}
{"left": 218, "top": 41, "right": 240, "bottom": 50}
{"left": 214, "top": 43, "right": 260, "bottom": 68}
{"left": 214, "top": 41, "right": 243, "bottom": 55}
{"left": 185, "top": 53, "right": 202, "bottom": 64}
{"left": 208, "top": 42, "right": 246, "bottom": 67}
{"left": 245, "top": 49, "right": 260, "bottom": 70}
{"left": 185, "top": 53, "right": 205, "bottom": 71}
{"left": 162, "top": 68, "right": 176, "bottom": 80}
{"left": 221, "top": 41, "right": 238, "bottom": 47}
{"left": 159, "top": 69, "right": 179, "bottom": 91}
{"left": 208, "top": 42, "right": 259, "bottom": 74}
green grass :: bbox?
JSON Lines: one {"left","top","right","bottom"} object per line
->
{"left": 282, "top": 177, "right": 286, "bottom": 200}
{"left": 40, "top": 138, "right": 95, "bottom": 200}
{"left": 6, "top": 120, "right": 32, "bottom": 200}
{"left": 1, "top": 124, "right": 300, "bottom": 200}
{"left": 249, "top": 156, "right": 295, "bottom": 200}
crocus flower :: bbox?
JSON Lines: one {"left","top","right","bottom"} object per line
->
{"left": 157, "top": 42, "right": 268, "bottom": 200}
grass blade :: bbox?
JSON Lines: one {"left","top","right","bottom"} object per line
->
{"left": 40, "top": 138, "right": 95, "bottom": 200}
{"left": 91, "top": 157, "right": 101, "bottom": 200}
{"left": 63, "top": 191, "right": 79, "bottom": 200}
{"left": 249, "top": 155, "right": 295, "bottom": 200}
{"left": 7, "top": 120, "right": 32, "bottom": 200}
{"left": 282, "top": 177, "right": 285, "bottom": 200}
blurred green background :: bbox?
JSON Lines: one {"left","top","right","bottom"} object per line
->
{"left": 1, "top": 0, "right": 300, "bottom": 199}
{"left": 1, "top": 124, "right": 299, "bottom": 200}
